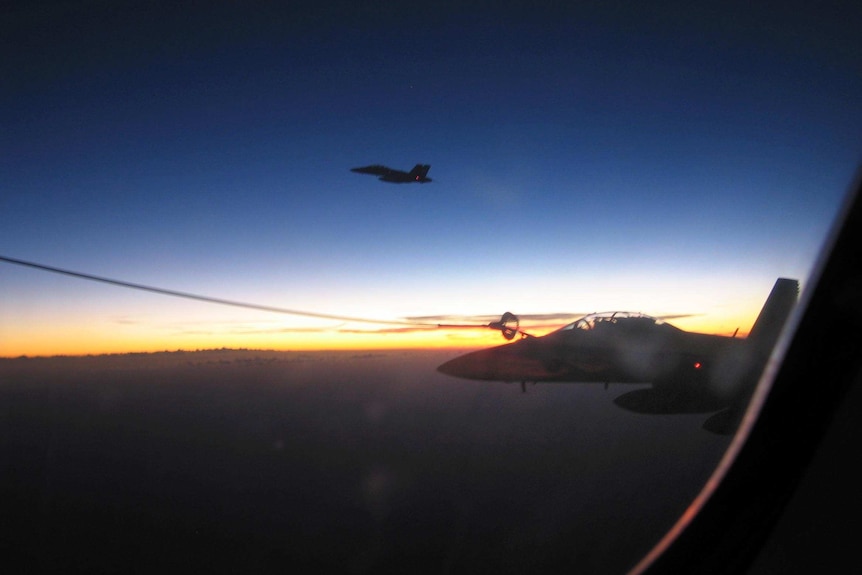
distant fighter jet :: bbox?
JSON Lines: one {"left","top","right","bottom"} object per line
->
{"left": 437, "top": 278, "right": 799, "bottom": 434}
{"left": 351, "top": 164, "right": 432, "bottom": 183}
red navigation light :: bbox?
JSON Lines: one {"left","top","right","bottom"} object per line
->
{"left": 693, "top": 362, "right": 702, "bottom": 369}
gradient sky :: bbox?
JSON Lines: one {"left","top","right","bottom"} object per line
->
{"left": 2, "top": 2, "right": 860, "bottom": 356}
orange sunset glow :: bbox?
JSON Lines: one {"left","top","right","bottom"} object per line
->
{"left": 1, "top": 296, "right": 765, "bottom": 358}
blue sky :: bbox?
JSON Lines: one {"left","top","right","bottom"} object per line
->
{"left": 2, "top": 2, "right": 860, "bottom": 355}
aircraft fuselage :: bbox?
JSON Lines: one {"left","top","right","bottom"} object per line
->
{"left": 351, "top": 163, "right": 432, "bottom": 183}
{"left": 437, "top": 315, "right": 742, "bottom": 389}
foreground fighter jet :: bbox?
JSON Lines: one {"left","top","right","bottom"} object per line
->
{"left": 438, "top": 278, "right": 799, "bottom": 433}
{"left": 351, "top": 163, "right": 432, "bottom": 183}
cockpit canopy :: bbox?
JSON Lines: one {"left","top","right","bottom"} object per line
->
{"left": 559, "top": 311, "right": 668, "bottom": 332}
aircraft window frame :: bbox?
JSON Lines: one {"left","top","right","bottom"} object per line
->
{"left": 633, "top": 169, "right": 862, "bottom": 575}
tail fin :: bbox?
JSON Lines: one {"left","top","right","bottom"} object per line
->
{"left": 748, "top": 278, "right": 799, "bottom": 354}
{"left": 706, "top": 278, "right": 798, "bottom": 415}
{"left": 409, "top": 164, "right": 431, "bottom": 180}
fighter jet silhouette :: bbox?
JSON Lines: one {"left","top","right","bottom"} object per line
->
{"left": 437, "top": 278, "right": 799, "bottom": 434}
{"left": 351, "top": 164, "right": 432, "bottom": 183}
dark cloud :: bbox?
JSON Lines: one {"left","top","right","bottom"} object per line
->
{"left": 405, "top": 313, "right": 586, "bottom": 325}
{"left": 338, "top": 326, "right": 438, "bottom": 335}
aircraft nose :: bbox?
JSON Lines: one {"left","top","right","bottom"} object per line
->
{"left": 437, "top": 348, "right": 503, "bottom": 380}
{"left": 437, "top": 342, "right": 555, "bottom": 382}
{"left": 437, "top": 350, "right": 489, "bottom": 380}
